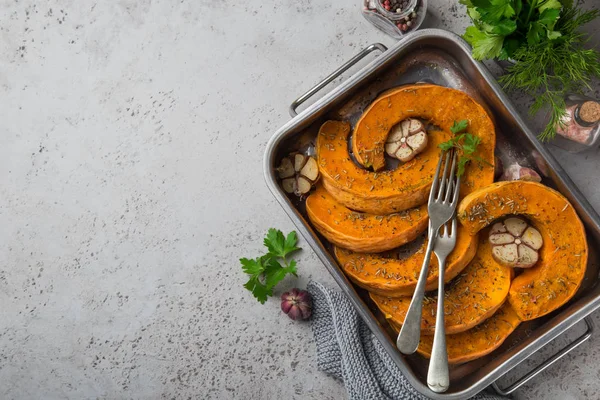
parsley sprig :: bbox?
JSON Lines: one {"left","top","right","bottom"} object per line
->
{"left": 438, "top": 120, "right": 486, "bottom": 176}
{"left": 240, "top": 229, "right": 300, "bottom": 304}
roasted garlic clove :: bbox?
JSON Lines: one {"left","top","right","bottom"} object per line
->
{"left": 300, "top": 157, "right": 319, "bottom": 182}
{"left": 296, "top": 176, "right": 313, "bottom": 195}
{"left": 277, "top": 153, "right": 320, "bottom": 196}
{"left": 385, "top": 118, "right": 428, "bottom": 163}
{"left": 500, "top": 163, "right": 542, "bottom": 183}
{"left": 277, "top": 157, "right": 295, "bottom": 179}
{"left": 489, "top": 217, "right": 543, "bottom": 268}
{"left": 294, "top": 153, "right": 308, "bottom": 173}
{"left": 281, "top": 177, "right": 296, "bottom": 194}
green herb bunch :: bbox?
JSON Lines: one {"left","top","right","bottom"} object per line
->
{"left": 439, "top": 120, "right": 487, "bottom": 176}
{"left": 461, "top": 0, "right": 600, "bottom": 141}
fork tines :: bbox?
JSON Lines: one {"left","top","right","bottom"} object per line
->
{"left": 430, "top": 149, "right": 461, "bottom": 206}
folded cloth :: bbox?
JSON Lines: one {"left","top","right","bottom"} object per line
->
{"left": 307, "top": 281, "right": 506, "bottom": 400}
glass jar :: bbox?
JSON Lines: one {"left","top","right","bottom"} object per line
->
{"left": 551, "top": 94, "right": 600, "bottom": 153}
{"left": 362, "top": 0, "right": 427, "bottom": 39}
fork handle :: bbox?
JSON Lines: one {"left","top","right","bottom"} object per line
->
{"left": 427, "top": 255, "right": 450, "bottom": 393}
{"left": 396, "top": 227, "right": 438, "bottom": 354}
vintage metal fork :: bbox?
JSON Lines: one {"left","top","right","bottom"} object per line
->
{"left": 427, "top": 217, "right": 459, "bottom": 393}
{"left": 396, "top": 149, "right": 460, "bottom": 355}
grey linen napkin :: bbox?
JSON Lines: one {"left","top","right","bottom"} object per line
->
{"left": 307, "top": 281, "right": 506, "bottom": 400}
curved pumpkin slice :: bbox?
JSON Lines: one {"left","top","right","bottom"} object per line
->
{"left": 371, "top": 236, "right": 511, "bottom": 334}
{"left": 389, "top": 303, "right": 521, "bottom": 364}
{"left": 334, "top": 224, "right": 478, "bottom": 297}
{"left": 317, "top": 119, "right": 494, "bottom": 215}
{"left": 352, "top": 84, "right": 496, "bottom": 172}
{"left": 457, "top": 181, "right": 588, "bottom": 321}
{"left": 306, "top": 184, "right": 428, "bottom": 253}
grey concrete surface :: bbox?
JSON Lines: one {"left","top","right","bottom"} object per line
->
{"left": 1, "top": 1, "right": 599, "bottom": 399}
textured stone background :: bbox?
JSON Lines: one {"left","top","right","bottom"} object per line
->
{"left": 1, "top": 0, "right": 599, "bottom": 399}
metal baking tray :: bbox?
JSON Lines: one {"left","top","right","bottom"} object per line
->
{"left": 263, "top": 29, "right": 600, "bottom": 399}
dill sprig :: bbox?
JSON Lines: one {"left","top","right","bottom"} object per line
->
{"left": 499, "top": 6, "right": 600, "bottom": 141}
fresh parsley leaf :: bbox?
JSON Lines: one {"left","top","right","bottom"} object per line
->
{"left": 264, "top": 228, "right": 300, "bottom": 259}
{"left": 438, "top": 140, "right": 456, "bottom": 151}
{"left": 513, "top": 0, "right": 523, "bottom": 16}
{"left": 471, "top": 0, "right": 492, "bottom": 8}
{"left": 244, "top": 276, "right": 272, "bottom": 304}
{"left": 264, "top": 259, "right": 297, "bottom": 289}
{"left": 450, "top": 120, "right": 469, "bottom": 134}
{"left": 546, "top": 30, "right": 562, "bottom": 40}
{"left": 283, "top": 231, "right": 300, "bottom": 257}
{"left": 478, "top": 0, "right": 515, "bottom": 24}
{"left": 538, "top": 0, "right": 562, "bottom": 13}
{"left": 538, "top": 8, "right": 560, "bottom": 27}
{"left": 464, "top": 26, "right": 505, "bottom": 60}
{"left": 462, "top": 134, "right": 482, "bottom": 155}
{"left": 439, "top": 120, "right": 487, "bottom": 177}
{"left": 457, "top": 157, "right": 470, "bottom": 177}
{"left": 484, "top": 19, "right": 517, "bottom": 35}
{"left": 527, "top": 22, "right": 545, "bottom": 46}
{"left": 467, "top": 6, "right": 481, "bottom": 21}
{"left": 264, "top": 228, "right": 286, "bottom": 256}
{"left": 499, "top": 38, "right": 521, "bottom": 60}
{"left": 242, "top": 229, "right": 302, "bottom": 304}
{"left": 240, "top": 256, "right": 265, "bottom": 276}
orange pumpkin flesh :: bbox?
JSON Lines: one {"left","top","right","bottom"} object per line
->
{"left": 388, "top": 303, "right": 521, "bottom": 365}
{"left": 334, "top": 224, "right": 478, "bottom": 297}
{"left": 306, "top": 184, "right": 428, "bottom": 253}
{"left": 371, "top": 235, "right": 511, "bottom": 334}
{"left": 458, "top": 181, "right": 588, "bottom": 321}
{"left": 317, "top": 114, "right": 494, "bottom": 215}
{"left": 352, "top": 84, "right": 496, "bottom": 174}
{"left": 318, "top": 120, "right": 439, "bottom": 214}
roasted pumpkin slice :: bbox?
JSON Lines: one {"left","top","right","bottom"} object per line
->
{"left": 392, "top": 303, "right": 521, "bottom": 364}
{"left": 458, "top": 181, "right": 588, "bottom": 321}
{"left": 317, "top": 118, "right": 494, "bottom": 215}
{"left": 306, "top": 184, "right": 428, "bottom": 253}
{"left": 352, "top": 84, "right": 496, "bottom": 173}
{"left": 371, "top": 236, "right": 511, "bottom": 334}
{"left": 334, "top": 224, "right": 478, "bottom": 297}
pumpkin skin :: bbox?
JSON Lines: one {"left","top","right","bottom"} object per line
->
{"left": 352, "top": 84, "right": 496, "bottom": 173}
{"left": 317, "top": 116, "right": 494, "bottom": 215}
{"left": 306, "top": 184, "right": 428, "bottom": 253}
{"left": 457, "top": 181, "right": 588, "bottom": 321}
{"left": 334, "top": 224, "right": 478, "bottom": 297}
{"left": 371, "top": 235, "right": 511, "bottom": 334}
{"left": 389, "top": 303, "right": 521, "bottom": 364}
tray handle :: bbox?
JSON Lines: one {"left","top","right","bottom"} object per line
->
{"left": 289, "top": 43, "right": 388, "bottom": 117}
{"left": 492, "top": 316, "right": 594, "bottom": 396}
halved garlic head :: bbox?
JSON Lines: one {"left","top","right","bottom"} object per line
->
{"left": 489, "top": 217, "right": 543, "bottom": 268}
{"left": 277, "top": 153, "right": 320, "bottom": 196}
{"left": 385, "top": 118, "right": 428, "bottom": 163}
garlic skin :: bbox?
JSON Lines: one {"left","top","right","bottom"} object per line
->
{"left": 385, "top": 118, "right": 428, "bottom": 162}
{"left": 277, "top": 153, "right": 320, "bottom": 197}
{"left": 500, "top": 163, "right": 541, "bottom": 183}
{"left": 281, "top": 288, "right": 313, "bottom": 321}
{"left": 489, "top": 217, "right": 543, "bottom": 268}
